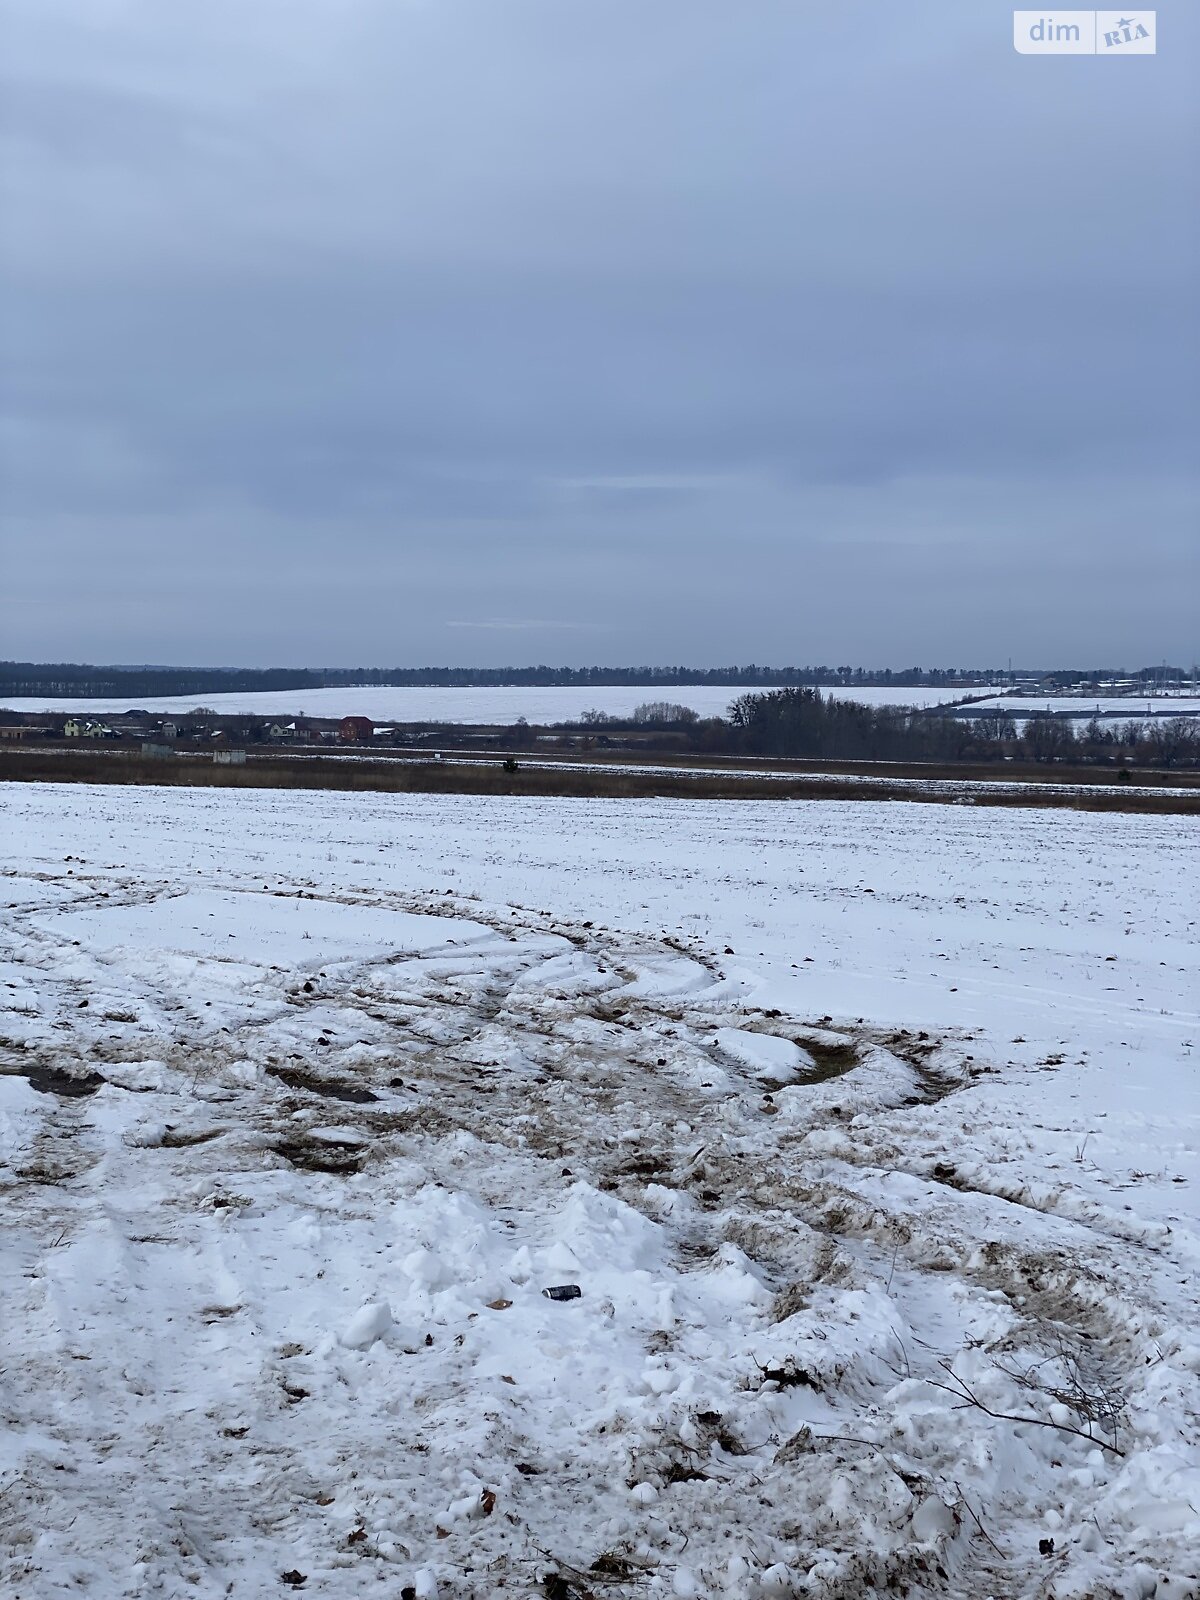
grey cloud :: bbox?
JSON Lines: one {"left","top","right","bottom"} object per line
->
{"left": 1, "top": 0, "right": 1197, "bottom": 665}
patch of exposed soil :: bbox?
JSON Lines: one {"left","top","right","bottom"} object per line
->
{"left": 274, "top": 1136, "right": 366, "bottom": 1175}
{"left": 6, "top": 1062, "right": 107, "bottom": 1097}
{"left": 266, "top": 1064, "right": 378, "bottom": 1103}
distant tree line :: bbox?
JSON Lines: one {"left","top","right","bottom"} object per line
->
{"left": 1041, "top": 667, "right": 1190, "bottom": 688}
{"left": 726, "top": 689, "right": 977, "bottom": 762}
{"left": 0, "top": 660, "right": 1108, "bottom": 699}
{"left": 581, "top": 702, "right": 700, "bottom": 726}
{"left": 0, "top": 663, "right": 324, "bottom": 699}
{"left": 699, "top": 690, "right": 1200, "bottom": 767}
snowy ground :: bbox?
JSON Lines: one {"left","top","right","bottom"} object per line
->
{"left": 1, "top": 782, "right": 1197, "bottom": 1600}
{"left": 0, "top": 685, "right": 961, "bottom": 724}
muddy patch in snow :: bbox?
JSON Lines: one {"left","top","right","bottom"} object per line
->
{"left": 266, "top": 1062, "right": 380, "bottom": 1103}
{"left": 4, "top": 1060, "right": 107, "bottom": 1097}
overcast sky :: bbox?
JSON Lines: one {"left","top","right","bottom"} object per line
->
{"left": 2, "top": 1, "right": 1197, "bottom": 668}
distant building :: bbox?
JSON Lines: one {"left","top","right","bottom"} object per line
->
{"left": 64, "top": 719, "right": 113, "bottom": 739}
{"left": 339, "top": 716, "right": 374, "bottom": 744}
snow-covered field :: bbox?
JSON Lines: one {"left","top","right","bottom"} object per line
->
{"left": 2, "top": 782, "right": 1197, "bottom": 1600}
{"left": 965, "top": 697, "right": 1200, "bottom": 736}
{"left": 971, "top": 696, "right": 1200, "bottom": 718}
{"left": 0, "top": 685, "right": 961, "bottom": 724}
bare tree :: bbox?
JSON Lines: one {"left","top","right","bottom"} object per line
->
{"left": 1144, "top": 716, "right": 1199, "bottom": 768}
{"left": 631, "top": 701, "right": 699, "bottom": 725}
{"left": 1023, "top": 715, "right": 1077, "bottom": 762}
{"left": 975, "top": 713, "right": 1018, "bottom": 743}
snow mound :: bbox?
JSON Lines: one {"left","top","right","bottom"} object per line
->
{"left": 341, "top": 1300, "right": 393, "bottom": 1349}
{"left": 714, "top": 1026, "right": 816, "bottom": 1082}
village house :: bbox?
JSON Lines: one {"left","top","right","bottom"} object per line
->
{"left": 339, "top": 716, "right": 374, "bottom": 744}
